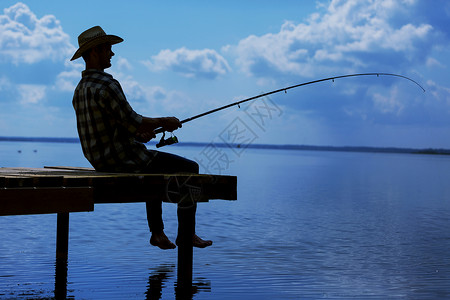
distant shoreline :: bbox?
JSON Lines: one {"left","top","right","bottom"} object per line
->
{"left": 1, "top": 136, "right": 449, "bottom": 156}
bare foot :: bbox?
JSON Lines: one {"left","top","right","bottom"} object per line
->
{"left": 193, "top": 234, "right": 213, "bottom": 248}
{"left": 150, "top": 231, "right": 176, "bottom": 250}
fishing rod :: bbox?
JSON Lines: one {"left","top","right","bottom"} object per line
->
{"left": 155, "top": 72, "right": 425, "bottom": 147}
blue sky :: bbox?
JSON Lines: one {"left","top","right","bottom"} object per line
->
{"left": 1, "top": 0, "right": 450, "bottom": 148}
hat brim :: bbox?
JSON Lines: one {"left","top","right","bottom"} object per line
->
{"left": 70, "top": 35, "right": 123, "bottom": 61}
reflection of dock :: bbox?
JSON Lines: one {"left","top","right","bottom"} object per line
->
{"left": 146, "top": 264, "right": 211, "bottom": 299}
{"left": 0, "top": 166, "right": 237, "bottom": 298}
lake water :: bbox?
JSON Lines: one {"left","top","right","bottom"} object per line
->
{"left": 0, "top": 141, "right": 449, "bottom": 299}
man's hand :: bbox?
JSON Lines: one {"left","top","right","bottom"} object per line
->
{"left": 136, "top": 116, "right": 182, "bottom": 142}
{"left": 161, "top": 117, "right": 182, "bottom": 132}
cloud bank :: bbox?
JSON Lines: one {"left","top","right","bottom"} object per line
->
{"left": 0, "top": 2, "right": 74, "bottom": 64}
{"left": 143, "top": 47, "right": 231, "bottom": 79}
{"left": 228, "top": 0, "right": 438, "bottom": 78}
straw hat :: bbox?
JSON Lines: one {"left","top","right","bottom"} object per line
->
{"left": 70, "top": 26, "right": 123, "bottom": 61}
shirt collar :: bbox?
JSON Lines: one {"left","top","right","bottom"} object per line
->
{"left": 81, "top": 69, "right": 113, "bottom": 78}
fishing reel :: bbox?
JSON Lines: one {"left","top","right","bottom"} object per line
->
{"left": 156, "top": 132, "right": 178, "bottom": 148}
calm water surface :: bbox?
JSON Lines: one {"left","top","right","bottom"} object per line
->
{"left": 0, "top": 141, "right": 449, "bottom": 299}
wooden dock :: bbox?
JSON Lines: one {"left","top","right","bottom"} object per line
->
{"left": 0, "top": 166, "right": 237, "bottom": 297}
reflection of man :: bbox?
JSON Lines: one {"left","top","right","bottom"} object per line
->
{"left": 71, "top": 26, "right": 212, "bottom": 249}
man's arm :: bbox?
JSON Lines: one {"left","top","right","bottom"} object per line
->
{"left": 135, "top": 116, "right": 182, "bottom": 142}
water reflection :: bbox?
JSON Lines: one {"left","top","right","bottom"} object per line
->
{"left": 50, "top": 261, "right": 212, "bottom": 299}
{"left": 145, "top": 264, "right": 174, "bottom": 300}
{"left": 145, "top": 264, "right": 211, "bottom": 300}
{"left": 54, "top": 257, "right": 68, "bottom": 300}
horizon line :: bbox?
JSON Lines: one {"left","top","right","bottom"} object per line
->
{"left": 1, "top": 136, "right": 449, "bottom": 155}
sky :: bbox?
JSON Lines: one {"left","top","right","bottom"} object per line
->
{"left": 1, "top": 0, "right": 450, "bottom": 149}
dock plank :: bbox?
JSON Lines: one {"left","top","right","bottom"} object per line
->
{"left": 0, "top": 187, "right": 94, "bottom": 216}
{"left": 0, "top": 167, "right": 237, "bottom": 213}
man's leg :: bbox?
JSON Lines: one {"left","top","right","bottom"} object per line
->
{"left": 145, "top": 151, "right": 199, "bottom": 174}
{"left": 146, "top": 196, "right": 163, "bottom": 233}
{"left": 176, "top": 202, "right": 212, "bottom": 248}
{"left": 144, "top": 151, "right": 212, "bottom": 248}
{"left": 143, "top": 151, "right": 196, "bottom": 250}
{"left": 147, "top": 200, "right": 176, "bottom": 250}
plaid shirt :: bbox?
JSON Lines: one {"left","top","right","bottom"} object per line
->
{"left": 73, "top": 70, "right": 153, "bottom": 172}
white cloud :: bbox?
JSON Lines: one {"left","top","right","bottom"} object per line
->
{"left": 372, "top": 86, "right": 404, "bottom": 115}
{"left": 54, "top": 69, "right": 80, "bottom": 92}
{"left": 116, "top": 57, "right": 133, "bottom": 71}
{"left": 228, "top": 0, "right": 435, "bottom": 78}
{"left": 115, "top": 74, "right": 151, "bottom": 101}
{"left": 111, "top": 72, "right": 186, "bottom": 114}
{"left": 143, "top": 47, "right": 231, "bottom": 79}
{"left": 426, "top": 80, "right": 450, "bottom": 107}
{"left": 17, "top": 84, "right": 46, "bottom": 105}
{"left": 0, "top": 2, "right": 75, "bottom": 64}
{"left": 425, "top": 57, "right": 444, "bottom": 68}
{"left": 0, "top": 76, "right": 12, "bottom": 90}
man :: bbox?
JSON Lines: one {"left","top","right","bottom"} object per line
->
{"left": 71, "top": 26, "right": 212, "bottom": 250}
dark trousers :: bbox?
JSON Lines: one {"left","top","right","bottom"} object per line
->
{"left": 142, "top": 151, "right": 199, "bottom": 233}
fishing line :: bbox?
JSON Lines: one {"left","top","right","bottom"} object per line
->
{"left": 154, "top": 72, "right": 425, "bottom": 147}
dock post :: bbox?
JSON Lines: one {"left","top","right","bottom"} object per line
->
{"left": 56, "top": 212, "right": 69, "bottom": 260}
{"left": 176, "top": 203, "right": 195, "bottom": 292}
{"left": 55, "top": 212, "right": 69, "bottom": 299}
